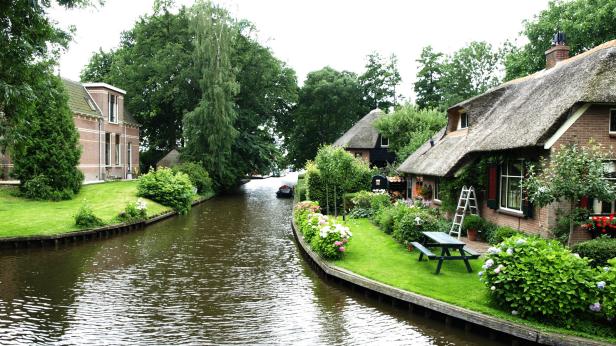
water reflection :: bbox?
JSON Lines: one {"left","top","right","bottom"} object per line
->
{"left": 0, "top": 174, "right": 503, "bottom": 345}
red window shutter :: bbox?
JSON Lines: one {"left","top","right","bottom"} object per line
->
{"left": 580, "top": 196, "right": 589, "bottom": 209}
{"left": 487, "top": 165, "right": 498, "bottom": 209}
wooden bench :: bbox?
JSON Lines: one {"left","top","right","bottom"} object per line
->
{"left": 411, "top": 242, "right": 436, "bottom": 261}
{"left": 463, "top": 246, "right": 480, "bottom": 259}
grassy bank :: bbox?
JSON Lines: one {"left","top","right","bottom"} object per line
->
{"left": 0, "top": 181, "right": 171, "bottom": 238}
{"left": 331, "top": 218, "right": 616, "bottom": 344}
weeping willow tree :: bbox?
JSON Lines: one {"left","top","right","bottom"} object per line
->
{"left": 183, "top": 1, "right": 239, "bottom": 188}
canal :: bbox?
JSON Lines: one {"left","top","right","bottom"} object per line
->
{"left": 0, "top": 175, "right": 503, "bottom": 345}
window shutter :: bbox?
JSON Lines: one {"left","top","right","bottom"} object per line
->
{"left": 522, "top": 195, "right": 533, "bottom": 218}
{"left": 486, "top": 165, "right": 499, "bottom": 209}
{"left": 579, "top": 196, "right": 589, "bottom": 209}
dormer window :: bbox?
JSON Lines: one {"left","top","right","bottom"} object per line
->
{"left": 609, "top": 109, "right": 616, "bottom": 134}
{"left": 381, "top": 136, "right": 389, "bottom": 147}
{"left": 85, "top": 97, "right": 96, "bottom": 111}
{"left": 109, "top": 94, "right": 118, "bottom": 123}
{"left": 458, "top": 112, "right": 468, "bottom": 129}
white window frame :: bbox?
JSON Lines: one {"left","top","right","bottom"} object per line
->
{"left": 115, "top": 134, "right": 121, "bottom": 166}
{"left": 380, "top": 136, "right": 389, "bottom": 147}
{"left": 108, "top": 94, "right": 118, "bottom": 124}
{"left": 104, "top": 132, "right": 111, "bottom": 166}
{"left": 127, "top": 143, "right": 132, "bottom": 172}
{"left": 591, "top": 161, "right": 616, "bottom": 215}
{"left": 499, "top": 160, "right": 524, "bottom": 212}
{"left": 458, "top": 112, "right": 468, "bottom": 130}
{"left": 609, "top": 109, "right": 616, "bottom": 134}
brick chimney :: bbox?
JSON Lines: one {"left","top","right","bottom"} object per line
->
{"left": 545, "top": 32, "right": 570, "bottom": 69}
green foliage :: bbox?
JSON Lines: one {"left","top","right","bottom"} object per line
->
{"left": 359, "top": 52, "right": 402, "bottom": 110}
{"left": 117, "top": 199, "right": 148, "bottom": 223}
{"left": 304, "top": 146, "right": 374, "bottom": 213}
{"left": 413, "top": 42, "right": 503, "bottom": 110}
{"left": 172, "top": 162, "right": 213, "bottom": 194}
{"left": 74, "top": 203, "right": 105, "bottom": 229}
{"left": 369, "top": 193, "right": 391, "bottom": 213}
{"left": 309, "top": 222, "right": 352, "bottom": 260}
{"left": 183, "top": 1, "right": 239, "bottom": 187}
{"left": 374, "top": 104, "right": 447, "bottom": 159}
{"left": 348, "top": 207, "right": 373, "bottom": 219}
{"left": 503, "top": 0, "right": 616, "bottom": 80}
{"left": 293, "top": 200, "right": 321, "bottom": 226}
{"left": 462, "top": 215, "right": 483, "bottom": 231}
{"left": 392, "top": 205, "right": 440, "bottom": 245}
{"left": 488, "top": 226, "right": 523, "bottom": 245}
{"left": 573, "top": 238, "right": 616, "bottom": 268}
{"left": 283, "top": 67, "right": 369, "bottom": 167}
{"left": 137, "top": 167, "right": 196, "bottom": 214}
{"left": 11, "top": 76, "right": 83, "bottom": 200}
{"left": 481, "top": 236, "right": 613, "bottom": 324}
{"left": 524, "top": 142, "right": 615, "bottom": 245}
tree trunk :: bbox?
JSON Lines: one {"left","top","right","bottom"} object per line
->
{"left": 334, "top": 185, "right": 338, "bottom": 218}
{"left": 567, "top": 198, "right": 575, "bottom": 248}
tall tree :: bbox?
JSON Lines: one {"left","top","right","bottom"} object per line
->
{"left": 0, "top": 0, "right": 89, "bottom": 148}
{"left": 182, "top": 1, "right": 239, "bottom": 186}
{"left": 284, "top": 67, "right": 368, "bottom": 167}
{"left": 414, "top": 46, "right": 444, "bottom": 110}
{"left": 504, "top": 0, "right": 616, "bottom": 81}
{"left": 413, "top": 42, "right": 502, "bottom": 110}
{"left": 359, "top": 52, "right": 402, "bottom": 111}
{"left": 11, "top": 76, "right": 83, "bottom": 200}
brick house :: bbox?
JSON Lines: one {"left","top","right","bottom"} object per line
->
{"left": 333, "top": 108, "right": 396, "bottom": 167}
{"left": 398, "top": 38, "right": 616, "bottom": 244}
{"left": 0, "top": 79, "right": 140, "bottom": 182}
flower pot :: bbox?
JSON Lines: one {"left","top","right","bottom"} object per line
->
{"left": 467, "top": 229, "right": 478, "bottom": 241}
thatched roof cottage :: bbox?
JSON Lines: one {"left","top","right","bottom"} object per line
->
{"left": 333, "top": 108, "right": 396, "bottom": 167}
{"left": 398, "top": 38, "right": 616, "bottom": 243}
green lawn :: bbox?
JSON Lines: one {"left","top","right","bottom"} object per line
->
{"left": 0, "top": 181, "right": 170, "bottom": 238}
{"left": 331, "top": 218, "right": 616, "bottom": 343}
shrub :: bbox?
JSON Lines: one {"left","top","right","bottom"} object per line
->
{"left": 172, "top": 162, "right": 213, "bottom": 194}
{"left": 74, "top": 204, "right": 105, "bottom": 228}
{"left": 462, "top": 215, "right": 483, "bottom": 232}
{"left": 117, "top": 199, "right": 148, "bottom": 223}
{"left": 594, "top": 258, "right": 616, "bottom": 320}
{"left": 294, "top": 201, "right": 320, "bottom": 224}
{"left": 299, "top": 212, "right": 328, "bottom": 242}
{"left": 137, "top": 167, "right": 195, "bottom": 214}
{"left": 374, "top": 202, "right": 408, "bottom": 234}
{"left": 348, "top": 207, "right": 372, "bottom": 219}
{"left": 481, "top": 236, "right": 598, "bottom": 324}
{"left": 369, "top": 192, "right": 391, "bottom": 212}
{"left": 392, "top": 206, "right": 440, "bottom": 245}
{"left": 573, "top": 238, "right": 616, "bottom": 268}
{"left": 488, "top": 226, "right": 523, "bottom": 245}
{"left": 310, "top": 222, "right": 352, "bottom": 260}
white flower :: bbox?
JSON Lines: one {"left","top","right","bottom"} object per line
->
{"left": 478, "top": 271, "right": 484, "bottom": 277}
{"left": 490, "top": 286, "right": 496, "bottom": 291}
{"left": 506, "top": 248, "right": 514, "bottom": 255}
{"left": 511, "top": 310, "right": 518, "bottom": 316}
{"left": 484, "top": 259, "right": 494, "bottom": 268}
{"left": 487, "top": 247, "right": 501, "bottom": 255}
{"left": 414, "top": 216, "right": 422, "bottom": 225}
{"left": 604, "top": 266, "right": 611, "bottom": 272}
{"left": 597, "top": 281, "right": 606, "bottom": 289}
{"left": 538, "top": 186, "right": 548, "bottom": 193}
{"left": 573, "top": 253, "right": 581, "bottom": 259}
{"left": 136, "top": 198, "right": 147, "bottom": 210}
{"left": 515, "top": 238, "right": 526, "bottom": 246}
{"left": 494, "top": 264, "right": 504, "bottom": 274}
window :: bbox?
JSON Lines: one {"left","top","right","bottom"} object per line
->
{"left": 434, "top": 177, "right": 441, "bottom": 201}
{"left": 500, "top": 160, "right": 523, "bottom": 211}
{"left": 127, "top": 143, "right": 132, "bottom": 172}
{"left": 109, "top": 94, "right": 117, "bottom": 123}
{"left": 610, "top": 109, "right": 616, "bottom": 133}
{"left": 85, "top": 97, "right": 96, "bottom": 111}
{"left": 458, "top": 112, "right": 468, "bottom": 129}
{"left": 591, "top": 161, "right": 616, "bottom": 214}
{"left": 105, "top": 133, "right": 111, "bottom": 166}
{"left": 381, "top": 136, "right": 389, "bottom": 147}
{"left": 115, "top": 134, "right": 121, "bottom": 165}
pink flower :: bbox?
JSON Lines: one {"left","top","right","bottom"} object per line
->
{"left": 334, "top": 241, "right": 343, "bottom": 246}
{"left": 338, "top": 246, "right": 346, "bottom": 252}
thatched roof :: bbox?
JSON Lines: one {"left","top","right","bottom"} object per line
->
{"left": 333, "top": 108, "right": 384, "bottom": 149}
{"left": 399, "top": 40, "right": 616, "bottom": 177}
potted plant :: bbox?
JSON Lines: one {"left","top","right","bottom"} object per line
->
{"left": 419, "top": 185, "right": 433, "bottom": 200}
{"left": 463, "top": 215, "right": 483, "bottom": 241}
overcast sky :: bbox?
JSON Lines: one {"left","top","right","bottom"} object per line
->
{"left": 49, "top": 0, "right": 551, "bottom": 101}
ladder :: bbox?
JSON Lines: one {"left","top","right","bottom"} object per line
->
{"left": 449, "top": 186, "right": 479, "bottom": 239}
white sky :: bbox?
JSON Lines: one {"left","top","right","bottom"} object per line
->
{"left": 50, "top": 0, "right": 551, "bottom": 101}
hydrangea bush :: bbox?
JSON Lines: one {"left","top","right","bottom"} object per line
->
{"left": 481, "top": 235, "right": 616, "bottom": 324}
{"left": 294, "top": 201, "right": 352, "bottom": 260}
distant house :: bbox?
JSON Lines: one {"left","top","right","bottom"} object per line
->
{"left": 157, "top": 149, "right": 181, "bottom": 168}
{"left": 398, "top": 38, "right": 616, "bottom": 244}
{"left": 0, "top": 79, "right": 140, "bottom": 182}
{"left": 333, "top": 108, "right": 396, "bottom": 167}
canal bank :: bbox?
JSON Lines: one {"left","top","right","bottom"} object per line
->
{"left": 291, "top": 217, "right": 612, "bottom": 346}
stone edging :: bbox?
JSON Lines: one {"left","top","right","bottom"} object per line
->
{"left": 0, "top": 196, "right": 212, "bottom": 249}
{"left": 291, "top": 217, "right": 611, "bottom": 346}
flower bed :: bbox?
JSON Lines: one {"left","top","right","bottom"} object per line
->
{"left": 294, "top": 201, "right": 352, "bottom": 260}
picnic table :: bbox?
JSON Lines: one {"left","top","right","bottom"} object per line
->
{"left": 411, "top": 231, "right": 480, "bottom": 274}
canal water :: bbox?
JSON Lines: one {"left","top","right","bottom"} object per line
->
{"left": 0, "top": 175, "right": 503, "bottom": 345}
